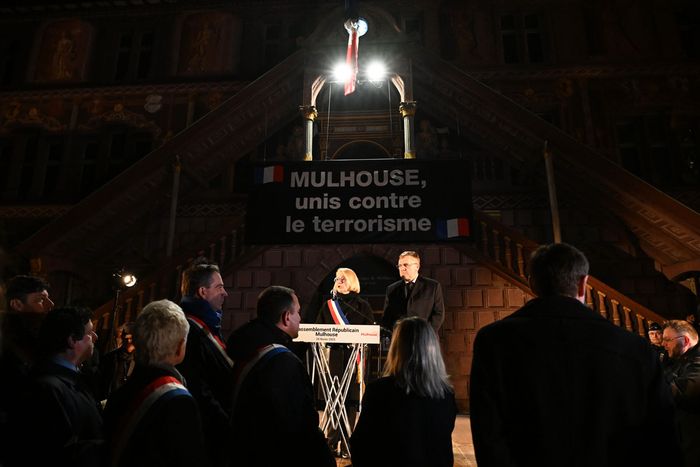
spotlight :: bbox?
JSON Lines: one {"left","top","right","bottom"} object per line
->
{"left": 113, "top": 270, "right": 137, "bottom": 289}
{"left": 121, "top": 273, "right": 137, "bottom": 288}
{"left": 332, "top": 62, "right": 352, "bottom": 83}
{"left": 366, "top": 61, "right": 386, "bottom": 81}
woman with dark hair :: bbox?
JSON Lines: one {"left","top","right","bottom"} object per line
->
{"left": 316, "top": 267, "right": 375, "bottom": 458}
{"left": 350, "top": 316, "right": 457, "bottom": 467}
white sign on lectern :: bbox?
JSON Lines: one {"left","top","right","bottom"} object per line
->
{"left": 294, "top": 324, "right": 380, "bottom": 344}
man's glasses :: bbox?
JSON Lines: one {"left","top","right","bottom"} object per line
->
{"left": 397, "top": 263, "right": 418, "bottom": 269}
{"left": 662, "top": 335, "right": 685, "bottom": 343}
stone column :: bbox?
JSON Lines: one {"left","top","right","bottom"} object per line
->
{"left": 299, "top": 105, "right": 318, "bottom": 161}
{"left": 400, "top": 101, "right": 417, "bottom": 159}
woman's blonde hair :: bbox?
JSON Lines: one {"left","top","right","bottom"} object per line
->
{"left": 383, "top": 316, "right": 452, "bottom": 399}
{"left": 333, "top": 268, "right": 360, "bottom": 294}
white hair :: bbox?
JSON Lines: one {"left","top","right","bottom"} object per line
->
{"left": 134, "top": 299, "right": 189, "bottom": 366}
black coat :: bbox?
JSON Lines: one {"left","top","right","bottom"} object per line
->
{"left": 316, "top": 292, "right": 375, "bottom": 326}
{"left": 0, "top": 311, "right": 44, "bottom": 467}
{"left": 470, "top": 295, "right": 681, "bottom": 467}
{"left": 176, "top": 297, "right": 232, "bottom": 465}
{"left": 103, "top": 364, "right": 207, "bottom": 467}
{"left": 381, "top": 275, "right": 445, "bottom": 332}
{"left": 316, "top": 292, "right": 375, "bottom": 404}
{"left": 227, "top": 319, "right": 335, "bottom": 467}
{"left": 350, "top": 376, "right": 457, "bottom": 467}
{"left": 22, "top": 359, "right": 104, "bottom": 467}
{"left": 666, "top": 343, "right": 700, "bottom": 467}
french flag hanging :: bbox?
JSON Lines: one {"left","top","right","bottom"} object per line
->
{"left": 437, "top": 218, "right": 471, "bottom": 239}
{"left": 254, "top": 165, "right": 284, "bottom": 184}
{"left": 344, "top": 22, "right": 359, "bottom": 96}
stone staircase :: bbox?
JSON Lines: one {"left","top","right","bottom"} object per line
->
{"left": 467, "top": 210, "right": 666, "bottom": 336}
{"left": 409, "top": 45, "right": 700, "bottom": 277}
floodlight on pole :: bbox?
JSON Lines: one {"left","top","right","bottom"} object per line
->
{"left": 109, "top": 268, "right": 137, "bottom": 352}
{"left": 366, "top": 61, "right": 386, "bottom": 82}
{"left": 332, "top": 62, "right": 353, "bottom": 83}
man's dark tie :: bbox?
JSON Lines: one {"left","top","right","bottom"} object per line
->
{"left": 405, "top": 282, "right": 413, "bottom": 298}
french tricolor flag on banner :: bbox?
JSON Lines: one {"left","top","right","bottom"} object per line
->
{"left": 254, "top": 166, "right": 284, "bottom": 184}
{"left": 436, "top": 218, "right": 470, "bottom": 239}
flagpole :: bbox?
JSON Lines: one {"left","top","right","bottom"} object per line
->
{"left": 543, "top": 140, "right": 562, "bottom": 243}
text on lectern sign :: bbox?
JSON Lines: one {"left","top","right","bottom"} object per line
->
{"left": 294, "top": 324, "right": 380, "bottom": 344}
{"left": 245, "top": 159, "right": 473, "bottom": 244}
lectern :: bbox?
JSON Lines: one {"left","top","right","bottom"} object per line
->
{"left": 295, "top": 323, "right": 380, "bottom": 456}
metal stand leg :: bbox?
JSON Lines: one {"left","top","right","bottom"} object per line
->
{"left": 313, "top": 343, "right": 362, "bottom": 458}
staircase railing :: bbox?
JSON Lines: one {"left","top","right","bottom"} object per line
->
{"left": 411, "top": 45, "right": 700, "bottom": 271}
{"left": 93, "top": 206, "right": 260, "bottom": 349}
{"left": 470, "top": 210, "right": 666, "bottom": 337}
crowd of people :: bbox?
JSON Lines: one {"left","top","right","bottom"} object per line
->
{"left": 0, "top": 245, "right": 698, "bottom": 467}
{"left": 0, "top": 251, "right": 452, "bottom": 467}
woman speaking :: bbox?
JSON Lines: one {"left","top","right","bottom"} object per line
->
{"left": 318, "top": 268, "right": 374, "bottom": 326}
{"left": 316, "top": 267, "right": 375, "bottom": 458}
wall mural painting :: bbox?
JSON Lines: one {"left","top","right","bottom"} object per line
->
{"left": 35, "top": 20, "right": 92, "bottom": 82}
{"left": 178, "top": 13, "right": 235, "bottom": 74}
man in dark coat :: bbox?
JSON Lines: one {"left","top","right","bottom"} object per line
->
{"left": 22, "top": 306, "right": 103, "bottom": 467}
{"left": 176, "top": 263, "right": 232, "bottom": 466}
{"left": 0, "top": 275, "right": 51, "bottom": 467}
{"left": 663, "top": 319, "right": 700, "bottom": 467}
{"left": 470, "top": 243, "right": 680, "bottom": 467}
{"left": 381, "top": 250, "right": 444, "bottom": 333}
{"left": 104, "top": 299, "right": 207, "bottom": 467}
{"left": 227, "top": 285, "right": 335, "bottom": 467}
{"left": 648, "top": 321, "right": 669, "bottom": 365}
{"left": 4, "top": 274, "right": 55, "bottom": 314}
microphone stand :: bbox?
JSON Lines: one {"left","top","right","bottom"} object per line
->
{"left": 333, "top": 293, "right": 376, "bottom": 325}
{"left": 109, "top": 286, "right": 123, "bottom": 352}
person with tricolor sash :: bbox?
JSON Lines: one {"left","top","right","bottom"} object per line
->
{"left": 227, "top": 285, "right": 335, "bottom": 467}
{"left": 176, "top": 262, "right": 232, "bottom": 466}
{"left": 315, "top": 267, "right": 375, "bottom": 458}
{"left": 103, "top": 299, "right": 207, "bottom": 467}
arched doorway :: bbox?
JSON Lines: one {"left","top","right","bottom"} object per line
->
{"left": 332, "top": 140, "right": 390, "bottom": 159}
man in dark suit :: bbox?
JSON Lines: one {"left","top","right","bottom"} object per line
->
{"left": 381, "top": 250, "right": 445, "bottom": 333}
{"left": 176, "top": 263, "right": 232, "bottom": 467}
{"left": 663, "top": 319, "right": 700, "bottom": 467}
{"left": 227, "top": 286, "right": 335, "bottom": 467}
{"left": 23, "top": 306, "right": 103, "bottom": 466}
{"left": 470, "top": 243, "right": 680, "bottom": 467}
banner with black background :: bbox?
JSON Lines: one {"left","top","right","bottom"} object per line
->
{"left": 245, "top": 159, "right": 472, "bottom": 244}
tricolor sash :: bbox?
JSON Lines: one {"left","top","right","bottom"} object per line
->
{"left": 231, "top": 344, "right": 290, "bottom": 415}
{"left": 187, "top": 315, "right": 234, "bottom": 368}
{"left": 110, "top": 376, "right": 190, "bottom": 466}
{"left": 326, "top": 299, "right": 350, "bottom": 325}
